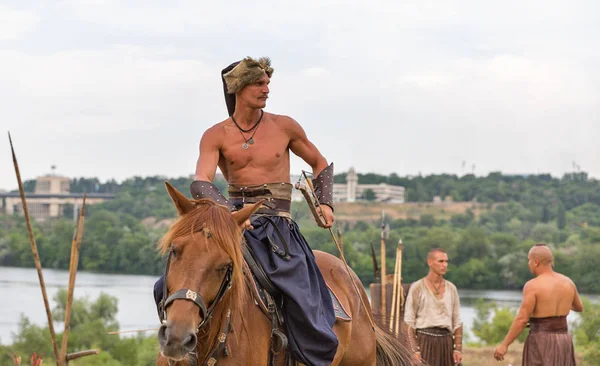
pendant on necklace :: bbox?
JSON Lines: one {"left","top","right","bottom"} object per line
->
{"left": 242, "top": 143, "right": 248, "bottom": 149}
{"left": 247, "top": 138, "right": 254, "bottom": 145}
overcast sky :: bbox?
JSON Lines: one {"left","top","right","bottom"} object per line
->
{"left": 1, "top": 1, "right": 598, "bottom": 191}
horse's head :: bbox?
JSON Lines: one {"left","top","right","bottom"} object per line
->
{"left": 157, "top": 182, "right": 261, "bottom": 361}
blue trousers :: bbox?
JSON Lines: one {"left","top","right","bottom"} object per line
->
{"left": 154, "top": 216, "right": 338, "bottom": 366}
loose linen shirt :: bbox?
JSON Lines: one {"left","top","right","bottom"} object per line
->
{"left": 403, "top": 278, "right": 462, "bottom": 333}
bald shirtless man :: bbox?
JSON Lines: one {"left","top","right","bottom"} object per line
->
{"left": 494, "top": 244, "right": 584, "bottom": 365}
{"left": 153, "top": 57, "right": 338, "bottom": 366}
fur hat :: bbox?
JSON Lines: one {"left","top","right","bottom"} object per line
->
{"left": 223, "top": 57, "right": 273, "bottom": 94}
{"left": 221, "top": 57, "right": 274, "bottom": 116}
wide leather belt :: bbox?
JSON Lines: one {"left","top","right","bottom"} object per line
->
{"left": 231, "top": 198, "right": 291, "bottom": 215}
{"left": 529, "top": 316, "right": 569, "bottom": 334}
{"left": 229, "top": 183, "right": 292, "bottom": 217}
{"left": 228, "top": 183, "right": 292, "bottom": 200}
{"left": 416, "top": 327, "right": 452, "bottom": 337}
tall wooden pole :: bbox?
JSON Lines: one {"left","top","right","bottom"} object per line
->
{"left": 60, "top": 196, "right": 86, "bottom": 362}
{"left": 395, "top": 240, "right": 404, "bottom": 336}
{"left": 336, "top": 227, "right": 343, "bottom": 254}
{"left": 9, "top": 132, "right": 61, "bottom": 365}
{"left": 303, "top": 175, "right": 376, "bottom": 330}
{"left": 380, "top": 212, "right": 389, "bottom": 325}
{"left": 389, "top": 243, "right": 400, "bottom": 333}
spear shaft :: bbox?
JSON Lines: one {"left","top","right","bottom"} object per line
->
{"left": 60, "top": 195, "right": 86, "bottom": 362}
{"left": 302, "top": 172, "right": 376, "bottom": 331}
{"left": 8, "top": 132, "right": 61, "bottom": 365}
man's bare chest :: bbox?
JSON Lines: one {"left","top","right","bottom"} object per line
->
{"left": 220, "top": 128, "right": 290, "bottom": 169}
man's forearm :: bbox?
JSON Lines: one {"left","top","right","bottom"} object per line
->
{"left": 311, "top": 157, "right": 329, "bottom": 177}
{"left": 405, "top": 324, "right": 420, "bottom": 354}
{"left": 501, "top": 318, "right": 527, "bottom": 347}
{"left": 453, "top": 325, "right": 463, "bottom": 352}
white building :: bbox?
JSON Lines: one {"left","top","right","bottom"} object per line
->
{"left": 1, "top": 174, "right": 115, "bottom": 221}
{"left": 333, "top": 167, "right": 405, "bottom": 203}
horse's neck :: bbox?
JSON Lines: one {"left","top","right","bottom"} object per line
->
{"left": 195, "top": 279, "right": 272, "bottom": 365}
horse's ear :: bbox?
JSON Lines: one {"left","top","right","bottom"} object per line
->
{"left": 231, "top": 200, "right": 264, "bottom": 227}
{"left": 165, "top": 182, "right": 195, "bottom": 215}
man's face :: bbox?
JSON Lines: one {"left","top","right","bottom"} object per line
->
{"left": 238, "top": 73, "right": 270, "bottom": 109}
{"left": 428, "top": 252, "right": 449, "bottom": 276}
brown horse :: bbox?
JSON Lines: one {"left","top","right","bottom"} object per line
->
{"left": 156, "top": 183, "right": 414, "bottom": 365}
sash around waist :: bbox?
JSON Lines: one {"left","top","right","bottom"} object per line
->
{"left": 228, "top": 182, "right": 293, "bottom": 200}
{"left": 228, "top": 183, "right": 293, "bottom": 216}
{"left": 529, "top": 316, "right": 569, "bottom": 334}
{"left": 416, "top": 327, "right": 452, "bottom": 337}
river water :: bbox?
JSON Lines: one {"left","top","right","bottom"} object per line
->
{"left": 1, "top": 266, "right": 594, "bottom": 345}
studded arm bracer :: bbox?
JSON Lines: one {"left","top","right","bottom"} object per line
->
{"left": 190, "top": 181, "right": 233, "bottom": 210}
{"left": 312, "top": 162, "right": 334, "bottom": 211}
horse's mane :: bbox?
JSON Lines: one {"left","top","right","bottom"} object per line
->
{"left": 158, "top": 199, "right": 249, "bottom": 362}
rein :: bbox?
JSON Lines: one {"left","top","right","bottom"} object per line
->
{"left": 159, "top": 245, "right": 234, "bottom": 365}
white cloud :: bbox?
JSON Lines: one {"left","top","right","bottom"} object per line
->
{"left": 0, "top": 5, "right": 38, "bottom": 40}
{"left": 0, "top": 1, "right": 599, "bottom": 190}
{"left": 0, "top": 46, "right": 215, "bottom": 136}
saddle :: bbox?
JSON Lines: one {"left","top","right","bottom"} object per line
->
{"left": 241, "top": 243, "right": 351, "bottom": 365}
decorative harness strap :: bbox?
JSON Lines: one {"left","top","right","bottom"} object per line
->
{"left": 160, "top": 239, "right": 288, "bottom": 365}
{"left": 241, "top": 242, "right": 288, "bottom": 366}
{"left": 202, "top": 310, "right": 233, "bottom": 366}
{"left": 159, "top": 243, "right": 235, "bottom": 366}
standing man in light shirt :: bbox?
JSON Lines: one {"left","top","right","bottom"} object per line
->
{"left": 404, "top": 248, "right": 463, "bottom": 365}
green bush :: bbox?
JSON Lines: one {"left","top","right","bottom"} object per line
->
{"left": 471, "top": 299, "right": 527, "bottom": 345}
{"left": 0, "top": 290, "right": 157, "bottom": 366}
{"left": 573, "top": 297, "right": 600, "bottom": 364}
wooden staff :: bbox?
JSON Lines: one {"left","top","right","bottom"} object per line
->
{"left": 8, "top": 132, "right": 61, "bottom": 365}
{"left": 301, "top": 174, "right": 376, "bottom": 331}
{"left": 394, "top": 240, "right": 404, "bottom": 336}
{"left": 389, "top": 243, "right": 400, "bottom": 333}
{"left": 380, "top": 213, "right": 389, "bottom": 326}
{"left": 370, "top": 242, "right": 380, "bottom": 280}
{"left": 66, "top": 350, "right": 99, "bottom": 362}
{"left": 336, "top": 227, "right": 343, "bottom": 253}
{"left": 60, "top": 196, "right": 87, "bottom": 362}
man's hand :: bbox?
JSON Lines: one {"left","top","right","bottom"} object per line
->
{"left": 412, "top": 352, "right": 422, "bottom": 363}
{"left": 242, "top": 219, "right": 254, "bottom": 231}
{"left": 494, "top": 343, "right": 508, "bottom": 361}
{"left": 317, "top": 205, "right": 334, "bottom": 228}
{"left": 453, "top": 350, "right": 462, "bottom": 364}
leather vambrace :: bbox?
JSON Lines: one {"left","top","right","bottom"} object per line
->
{"left": 407, "top": 325, "right": 420, "bottom": 354}
{"left": 453, "top": 325, "right": 463, "bottom": 353}
{"left": 190, "top": 180, "right": 233, "bottom": 211}
{"left": 312, "top": 162, "right": 334, "bottom": 212}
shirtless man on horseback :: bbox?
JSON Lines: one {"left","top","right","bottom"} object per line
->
{"left": 155, "top": 57, "right": 338, "bottom": 365}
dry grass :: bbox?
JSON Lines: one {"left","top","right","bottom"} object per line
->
{"left": 461, "top": 344, "right": 524, "bottom": 366}
{"left": 334, "top": 201, "right": 493, "bottom": 223}
{"left": 461, "top": 344, "right": 584, "bottom": 366}
{"left": 142, "top": 201, "right": 492, "bottom": 228}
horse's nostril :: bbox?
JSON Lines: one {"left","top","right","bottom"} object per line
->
{"left": 183, "top": 332, "right": 197, "bottom": 352}
{"left": 158, "top": 325, "right": 168, "bottom": 343}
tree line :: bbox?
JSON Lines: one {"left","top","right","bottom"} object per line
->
{"left": 1, "top": 172, "right": 600, "bottom": 293}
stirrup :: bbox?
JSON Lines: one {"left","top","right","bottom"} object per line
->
{"left": 271, "top": 329, "right": 288, "bottom": 355}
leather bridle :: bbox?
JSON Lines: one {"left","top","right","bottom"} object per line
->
{"left": 158, "top": 246, "right": 233, "bottom": 331}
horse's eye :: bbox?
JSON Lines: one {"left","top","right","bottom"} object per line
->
{"left": 218, "top": 263, "right": 232, "bottom": 272}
